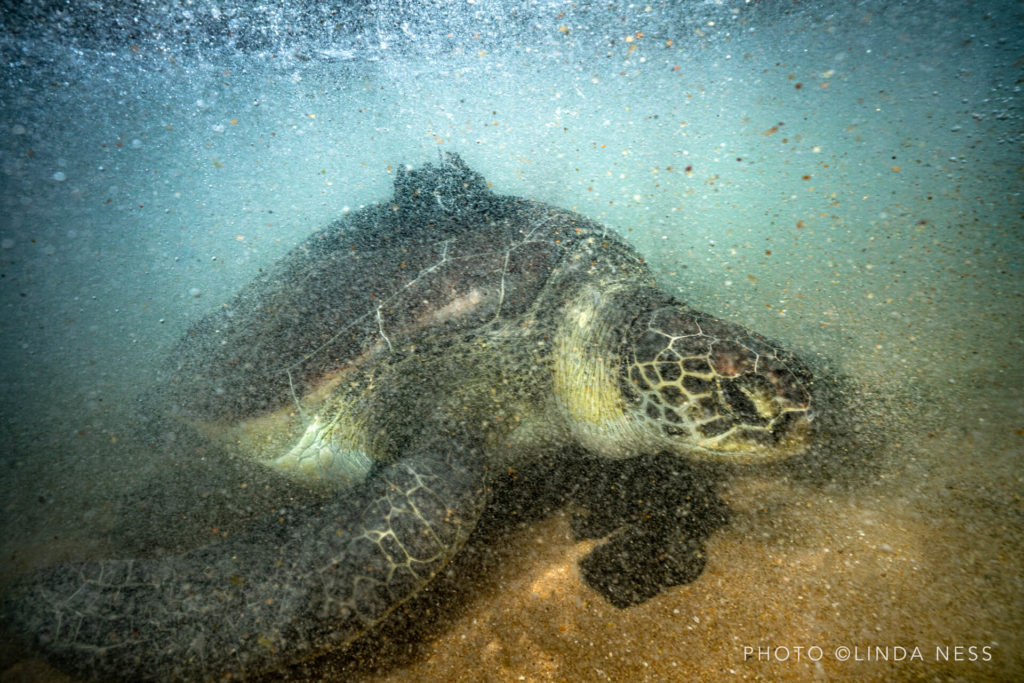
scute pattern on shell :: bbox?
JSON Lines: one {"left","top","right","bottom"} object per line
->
{"left": 162, "top": 153, "right": 623, "bottom": 423}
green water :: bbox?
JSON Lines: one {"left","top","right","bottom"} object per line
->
{"left": 1, "top": 1, "right": 1021, "bottom": 680}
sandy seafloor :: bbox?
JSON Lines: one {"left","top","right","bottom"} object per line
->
{"left": 1, "top": 1, "right": 1022, "bottom": 681}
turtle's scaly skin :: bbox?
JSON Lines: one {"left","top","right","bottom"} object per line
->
{"left": 7, "top": 448, "right": 482, "bottom": 679}
{"left": 3, "top": 154, "right": 815, "bottom": 680}
{"left": 619, "top": 304, "right": 813, "bottom": 458}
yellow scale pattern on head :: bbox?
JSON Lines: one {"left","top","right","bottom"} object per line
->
{"left": 628, "top": 354, "right": 770, "bottom": 452}
{"left": 617, "top": 302, "right": 815, "bottom": 463}
{"left": 629, "top": 356, "right": 708, "bottom": 441}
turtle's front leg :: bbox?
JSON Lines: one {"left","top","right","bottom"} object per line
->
{"left": 578, "top": 521, "right": 714, "bottom": 608}
{"left": 2, "top": 445, "right": 486, "bottom": 681}
{"left": 569, "top": 453, "right": 729, "bottom": 607}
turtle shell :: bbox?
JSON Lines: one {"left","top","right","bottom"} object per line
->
{"left": 163, "top": 153, "right": 618, "bottom": 423}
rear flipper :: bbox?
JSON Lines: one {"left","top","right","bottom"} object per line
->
{"left": 3, "top": 447, "right": 484, "bottom": 681}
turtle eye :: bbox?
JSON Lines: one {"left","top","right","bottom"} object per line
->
{"left": 738, "top": 385, "right": 780, "bottom": 420}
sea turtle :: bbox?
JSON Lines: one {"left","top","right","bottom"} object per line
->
{"left": 4, "top": 153, "right": 815, "bottom": 680}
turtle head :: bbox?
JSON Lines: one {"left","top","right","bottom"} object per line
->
{"left": 620, "top": 305, "right": 814, "bottom": 463}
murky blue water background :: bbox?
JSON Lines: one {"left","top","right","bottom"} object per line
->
{"left": 1, "top": 1, "right": 1021, "bottom": 680}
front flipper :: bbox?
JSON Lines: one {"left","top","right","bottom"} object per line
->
{"left": 578, "top": 521, "right": 711, "bottom": 608}
{"left": 3, "top": 447, "right": 485, "bottom": 681}
{"left": 570, "top": 454, "right": 729, "bottom": 608}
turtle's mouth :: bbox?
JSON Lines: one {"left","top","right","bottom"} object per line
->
{"left": 688, "top": 406, "right": 815, "bottom": 462}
